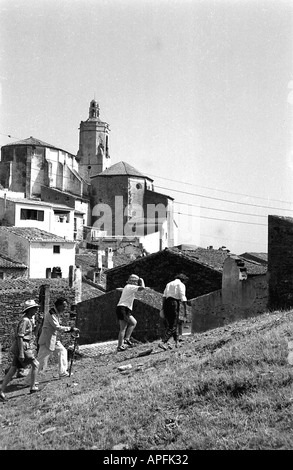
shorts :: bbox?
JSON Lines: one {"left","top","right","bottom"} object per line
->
{"left": 11, "top": 341, "right": 38, "bottom": 369}
{"left": 116, "top": 305, "right": 133, "bottom": 323}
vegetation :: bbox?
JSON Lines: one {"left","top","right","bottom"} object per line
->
{"left": 1, "top": 310, "right": 293, "bottom": 450}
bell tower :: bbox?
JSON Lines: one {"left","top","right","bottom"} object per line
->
{"left": 77, "top": 100, "right": 111, "bottom": 181}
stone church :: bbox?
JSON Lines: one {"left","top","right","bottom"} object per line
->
{"left": 0, "top": 100, "right": 177, "bottom": 251}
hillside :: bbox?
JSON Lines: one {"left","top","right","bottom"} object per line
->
{"left": 1, "top": 310, "right": 293, "bottom": 450}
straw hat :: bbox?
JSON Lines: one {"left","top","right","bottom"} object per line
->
{"left": 23, "top": 299, "right": 40, "bottom": 312}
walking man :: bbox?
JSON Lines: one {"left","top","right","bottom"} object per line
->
{"left": 35, "top": 297, "right": 79, "bottom": 379}
{"left": 0, "top": 300, "right": 40, "bottom": 401}
{"left": 159, "top": 274, "right": 188, "bottom": 350}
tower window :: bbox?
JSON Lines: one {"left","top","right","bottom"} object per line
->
{"left": 136, "top": 183, "right": 142, "bottom": 189}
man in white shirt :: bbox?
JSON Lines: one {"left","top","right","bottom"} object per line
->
{"left": 34, "top": 297, "right": 79, "bottom": 379}
{"left": 159, "top": 274, "right": 188, "bottom": 350}
{"left": 116, "top": 274, "right": 146, "bottom": 351}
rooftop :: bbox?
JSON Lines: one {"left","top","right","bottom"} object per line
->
{"left": 105, "top": 247, "right": 267, "bottom": 276}
{"left": 1, "top": 136, "right": 75, "bottom": 156}
{"left": 90, "top": 161, "right": 153, "bottom": 180}
{"left": 0, "top": 227, "right": 75, "bottom": 243}
{"left": 0, "top": 253, "right": 27, "bottom": 269}
{"left": 0, "top": 196, "right": 73, "bottom": 211}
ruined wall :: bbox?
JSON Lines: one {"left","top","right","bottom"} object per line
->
{"left": 76, "top": 288, "right": 165, "bottom": 344}
{"left": 0, "top": 278, "right": 75, "bottom": 351}
{"left": 0, "top": 267, "right": 28, "bottom": 280}
{"left": 190, "top": 274, "right": 268, "bottom": 333}
{"left": 268, "top": 215, "right": 293, "bottom": 309}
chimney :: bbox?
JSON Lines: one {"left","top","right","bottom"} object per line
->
{"left": 105, "top": 247, "right": 113, "bottom": 269}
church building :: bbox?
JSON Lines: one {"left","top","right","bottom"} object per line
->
{"left": 0, "top": 100, "right": 177, "bottom": 251}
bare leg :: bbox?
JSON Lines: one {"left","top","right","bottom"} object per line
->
{"left": 118, "top": 320, "right": 128, "bottom": 348}
{"left": 1, "top": 366, "right": 18, "bottom": 393}
{"left": 124, "top": 315, "right": 137, "bottom": 341}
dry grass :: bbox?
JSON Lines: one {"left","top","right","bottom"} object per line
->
{"left": 1, "top": 310, "right": 293, "bottom": 450}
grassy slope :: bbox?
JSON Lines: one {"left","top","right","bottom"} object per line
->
{"left": 1, "top": 310, "right": 293, "bottom": 450}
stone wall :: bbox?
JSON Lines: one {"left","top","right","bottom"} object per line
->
{"left": 0, "top": 278, "right": 75, "bottom": 351}
{"left": 190, "top": 274, "right": 268, "bottom": 333}
{"left": 0, "top": 267, "right": 28, "bottom": 279}
{"left": 268, "top": 215, "right": 293, "bottom": 309}
{"left": 106, "top": 249, "right": 222, "bottom": 298}
{"left": 76, "top": 288, "right": 165, "bottom": 344}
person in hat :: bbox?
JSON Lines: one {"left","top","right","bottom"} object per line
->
{"left": 116, "top": 274, "right": 147, "bottom": 352}
{"left": 159, "top": 274, "right": 188, "bottom": 350}
{"left": 0, "top": 300, "right": 40, "bottom": 401}
{"left": 34, "top": 297, "right": 79, "bottom": 380}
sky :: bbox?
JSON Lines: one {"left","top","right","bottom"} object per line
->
{"left": 0, "top": 0, "right": 293, "bottom": 255}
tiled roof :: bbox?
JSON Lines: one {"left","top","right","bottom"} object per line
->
{"left": 172, "top": 248, "right": 267, "bottom": 275}
{"left": 76, "top": 253, "right": 98, "bottom": 274}
{"left": 239, "top": 252, "right": 268, "bottom": 265}
{"left": 146, "top": 189, "right": 174, "bottom": 201}
{"left": 81, "top": 281, "right": 105, "bottom": 301}
{"left": 2, "top": 136, "right": 74, "bottom": 156}
{"left": 0, "top": 227, "right": 75, "bottom": 243}
{"left": 91, "top": 161, "right": 153, "bottom": 180}
{"left": 0, "top": 196, "right": 73, "bottom": 211}
{"left": 0, "top": 254, "right": 27, "bottom": 269}
{"left": 105, "top": 247, "right": 267, "bottom": 276}
{"left": 43, "top": 187, "right": 90, "bottom": 202}
{"left": 76, "top": 251, "right": 135, "bottom": 278}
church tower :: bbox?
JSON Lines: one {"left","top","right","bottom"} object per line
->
{"left": 76, "top": 100, "right": 111, "bottom": 181}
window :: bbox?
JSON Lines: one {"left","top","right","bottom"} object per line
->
{"left": 53, "top": 245, "right": 60, "bottom": 254}
{"left": 20, "top": 209, "right": 44, "bottom": 221}
{"left": 0, "top": 272, "right": 4, "bottom": 279}
{"left": 54, "top": 210, "right": 69, "bottom": 223}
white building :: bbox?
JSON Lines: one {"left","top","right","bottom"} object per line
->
{"left": 0, "top": 195, "right": 75, "bottom": 240}
{"left": 0, "top": 227, "right": 75, "bottom": 278}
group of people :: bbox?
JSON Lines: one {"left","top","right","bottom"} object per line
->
{"left": 0, "top": 297, "right": 79, "bottom": 402}
{"left": 0, "top": 273, "right": 188, "bottom": 402}
{"left": 116, "top": 272, "right": 189, "bottom": 352}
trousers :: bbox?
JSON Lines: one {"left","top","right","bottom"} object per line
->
{"left": 37, "top": 341, "right": 68, "bottom": 375}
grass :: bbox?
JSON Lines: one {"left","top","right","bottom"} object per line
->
{"left": 1, "top": 310, "right": 293, "bottom": 450}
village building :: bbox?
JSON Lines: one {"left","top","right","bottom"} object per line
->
{"left": 89, "top": 161, "right": 177, "bottom": 252}
{"left": 0, "top": 136, "right": 90, "bottom": 241}
{"left": 0, "top": 253, "right": 28, "bottom": 280}
{"left": 0, "top": 194, "right": 75, "bottom": 240}
{"left": 0, "top": 227, "right": 75, "bottom": 279}
{"left": 75, "top": 246, "right": 267, "bottom": 344}
{"left": 0, "top": 100, "right": 176, "bottom": 251}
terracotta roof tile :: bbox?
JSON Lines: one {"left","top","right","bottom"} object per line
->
{"left": 0, "top": 254, "right": 27, "bottom": 269}
{"left": 91, "top": 161, "right": 153, "bottom": 180}
{"left": 0, "top": 227, "right": 75, "bottom": 243}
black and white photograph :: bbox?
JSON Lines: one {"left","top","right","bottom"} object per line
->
{"left": 0, "top": 0, "right": 293, "bottom": 453}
